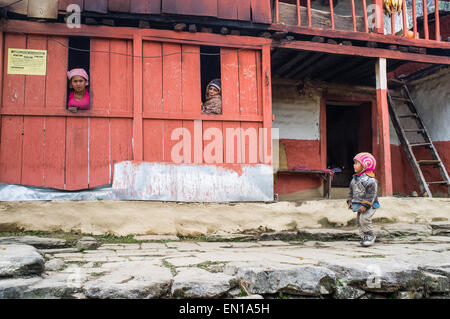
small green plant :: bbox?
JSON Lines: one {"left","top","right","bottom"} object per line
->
{"left": 335, "top": 279, "right": 347, "bottom": 287}
{"left": 94, "top": 233, "right": 141, "bottom": 244}
{"left": 238, "top": 289, "right": 248, "bottom": 297}
{"left": 279, "top": 292, "right": 287, "bottom": 299}
{"left": 90, "top": 272, "right": 105, "bottom": 277}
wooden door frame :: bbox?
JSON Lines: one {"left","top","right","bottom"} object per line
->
{"left": 320, "top": 93, "right": 385, "bottom": 193}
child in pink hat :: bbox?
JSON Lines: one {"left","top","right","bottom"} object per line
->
{"left": 67, "top": 68, "right": 90, "bottom": 113}
{"left": 346, "top": 152, "right": 380, "bottom": 247}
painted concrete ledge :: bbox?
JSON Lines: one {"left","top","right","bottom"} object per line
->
{"left": 0, "top": 197, "right": 448, "bottom": 237}
{"left": 0, "top": 162, "right": 274, "bottom": 202}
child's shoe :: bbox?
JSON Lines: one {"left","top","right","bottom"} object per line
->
{"left": 361, "top": 234, "right": 376, "bottom": 247}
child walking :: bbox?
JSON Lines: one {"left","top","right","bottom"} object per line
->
{"left": 346, "top": 152, "right": 380, "bottom": 247}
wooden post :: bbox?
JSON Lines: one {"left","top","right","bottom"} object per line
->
{"left": 391, "top": 9, "right": 395, "bottom": 35}
{"left": 371, "top": 0, "right": 384, "bottom": 34}
{"left": 320, "top": 97, "right": 327, "bottom": 170}
{"left": 329, "top": 0, "right": 335, "bottom": 30}
{"left": 351, "top": 0, "right": 357, "bottom": 32}
{"left": 362, "top": 0, "right": 369, "bottom": 33}
{"left": 275, "top": 0, "right": 279, "bottom": 24}
{"left": 375, "top": 58, "right": 393, "bottom": 196}
{"left": 133, "top": 34, "right": 143, "bottom": 161}
{"left": 402, "top": 0, "right": 407, "bottom": 37}
{"left": 0, "top": 31, "right": 3, "bottom": 163}
{"left": 423, "top": 0, "right": 429, "bottom": 40}
{"left": 412, "top": 0, "right": 417, "bottom": 38}
{"left": 435, "top": 0, "right": 440, "bottom": 41}
{"left": 307, "top": 0, "right": 311, "bottom": 27}
{"left": 262, "top": 44, "right": 272, "bottom": 165}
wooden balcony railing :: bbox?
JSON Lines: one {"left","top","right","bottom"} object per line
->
{"left": 272, "top": 0, "right": 446, "bottom": 42}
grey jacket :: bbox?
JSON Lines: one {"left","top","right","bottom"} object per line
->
{"left": 347, "top": 173, "right": 379, "bottom": 208}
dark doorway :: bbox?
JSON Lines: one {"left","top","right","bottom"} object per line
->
{"left": 326, "top": 103, "right": 372, "bottom": 187}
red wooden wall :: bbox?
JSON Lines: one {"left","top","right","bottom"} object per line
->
{"left": 0, "top": 32, "right": 267, "bottom": 190}
{"left": 142, "top": 42, "right": 264, "bottom": 166}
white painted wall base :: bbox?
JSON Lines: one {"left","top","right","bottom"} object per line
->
{"left": 112, "top": 161, "right": 274, "bottom": 202}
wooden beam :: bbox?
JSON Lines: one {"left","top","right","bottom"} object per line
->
{"left": 375, "top": 58, "right": 393, "bottom": 196}
{"left": 294, "top": 54, "right": 335, "bottom": 80}
{"left": 1, "top": 20, "right": 270, "bottom": 48}
{"left": 268, "top": 24, "right": 450, "bottom": 50}
{"left": 322, "top": 57, "right": 364, "bottom": 81}
{"left": 342, "top": 60, "right": 376, "bottom": 82}
{"left": 401, "top": 64, "right": 449, "bottom": 83}
{"left": 274, "top": 40, "right": 450, "bottom": 65}
{"left": 285, "top": 52, "right": 324, "bottom": 78}
{"left": 133, "top": 34, "right": 143, "bottom": 161}
{"left": 276, "top": 51, "right": 308, "bottom": 76}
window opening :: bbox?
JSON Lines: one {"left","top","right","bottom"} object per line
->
{"left": 200, "top": 46, "right": 222, "bottom": 115}
{"left": 67, "top": 37, "right": 91, "bottom": 112}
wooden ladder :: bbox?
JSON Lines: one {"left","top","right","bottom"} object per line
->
{"left": 387, "top": 79, "right": 450, "bottom": 197}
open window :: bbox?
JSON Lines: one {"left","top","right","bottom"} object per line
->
{"left": 67, "top": 37, "right": 91, "bottom": 112}
{"left": 200, "top": 46, "right": 222, "bottom": 115}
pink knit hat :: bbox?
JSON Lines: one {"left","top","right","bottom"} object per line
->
{"left": 354, "top": 152, "right": 376, "bottom": 176}
{"left": 67, "top": 68, "right": 89, "bottom": 86}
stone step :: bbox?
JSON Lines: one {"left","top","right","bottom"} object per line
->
{"left": 0, "top": 236, "right": 66, "bottom": 249}
{"left": 0, "top": 244, "right": 45, "bottom": 278}
{"left": 430, "top": 222, "right": 450, "bottom": 236}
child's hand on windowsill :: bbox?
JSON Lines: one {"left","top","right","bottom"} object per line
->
{"left": 68, "top": 107, "right": 78, "bottom": 113}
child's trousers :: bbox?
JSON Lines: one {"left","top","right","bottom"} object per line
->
{"left": 357, "top": 207, "right": 376, "bottom": 236}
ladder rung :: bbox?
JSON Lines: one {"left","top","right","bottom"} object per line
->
{"left": 388, "top": 79, "right": 404, "bottom": 84}
{"left": 427, "top": 181, "right": 449, "bottom": 185}
{"left": 398, "top": 114, "right": 418, "bottom": 118}
{"left": 410, "top": 143, "right": 432, "bottom": 147}
{"left": 391, "top": 97, "right": 411, "bottom": 102}
{"left": 418, "top": 160, "right": 442, "bottom": 165}
{"left": 403, "top": 129, "right": 424, "bottom": 132}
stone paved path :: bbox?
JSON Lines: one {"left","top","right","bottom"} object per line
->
{"left": 1, "top": 228, "right": 449, "bottom": 299}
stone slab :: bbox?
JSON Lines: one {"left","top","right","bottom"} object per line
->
{"left": 0, "top": 236, "right": 66, "bottom": 249}
{"left": 0, "top": 244, "right": 45, "bottom": 277}
{"left": 83, "top": 262, "right": 173, "bottom": 299}
{"left": 171, "top": 268, "right": 237, "bottom": 298}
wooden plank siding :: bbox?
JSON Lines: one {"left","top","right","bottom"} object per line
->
{"left": 56, "top": 0, "right": 271, "bottom": 24}
{"left": 0, "top": 31, "right": 269, "bottom": 190}
{"left": 0, "top": 34, "right": 134, "bottom": 190}
{"left": 141, "top": 42, "right": 266, "bottom": 166}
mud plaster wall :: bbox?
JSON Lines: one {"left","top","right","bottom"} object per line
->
{"left": 272, "top": 84, "right": 323, "bottom": 198}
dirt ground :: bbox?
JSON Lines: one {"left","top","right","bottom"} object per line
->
{"left": 0, "top": 197, "right": 448, "bottom": 237}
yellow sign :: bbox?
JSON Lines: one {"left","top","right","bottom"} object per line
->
{"left": 7, "top": 48, "right": 47, "bottom": 76}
